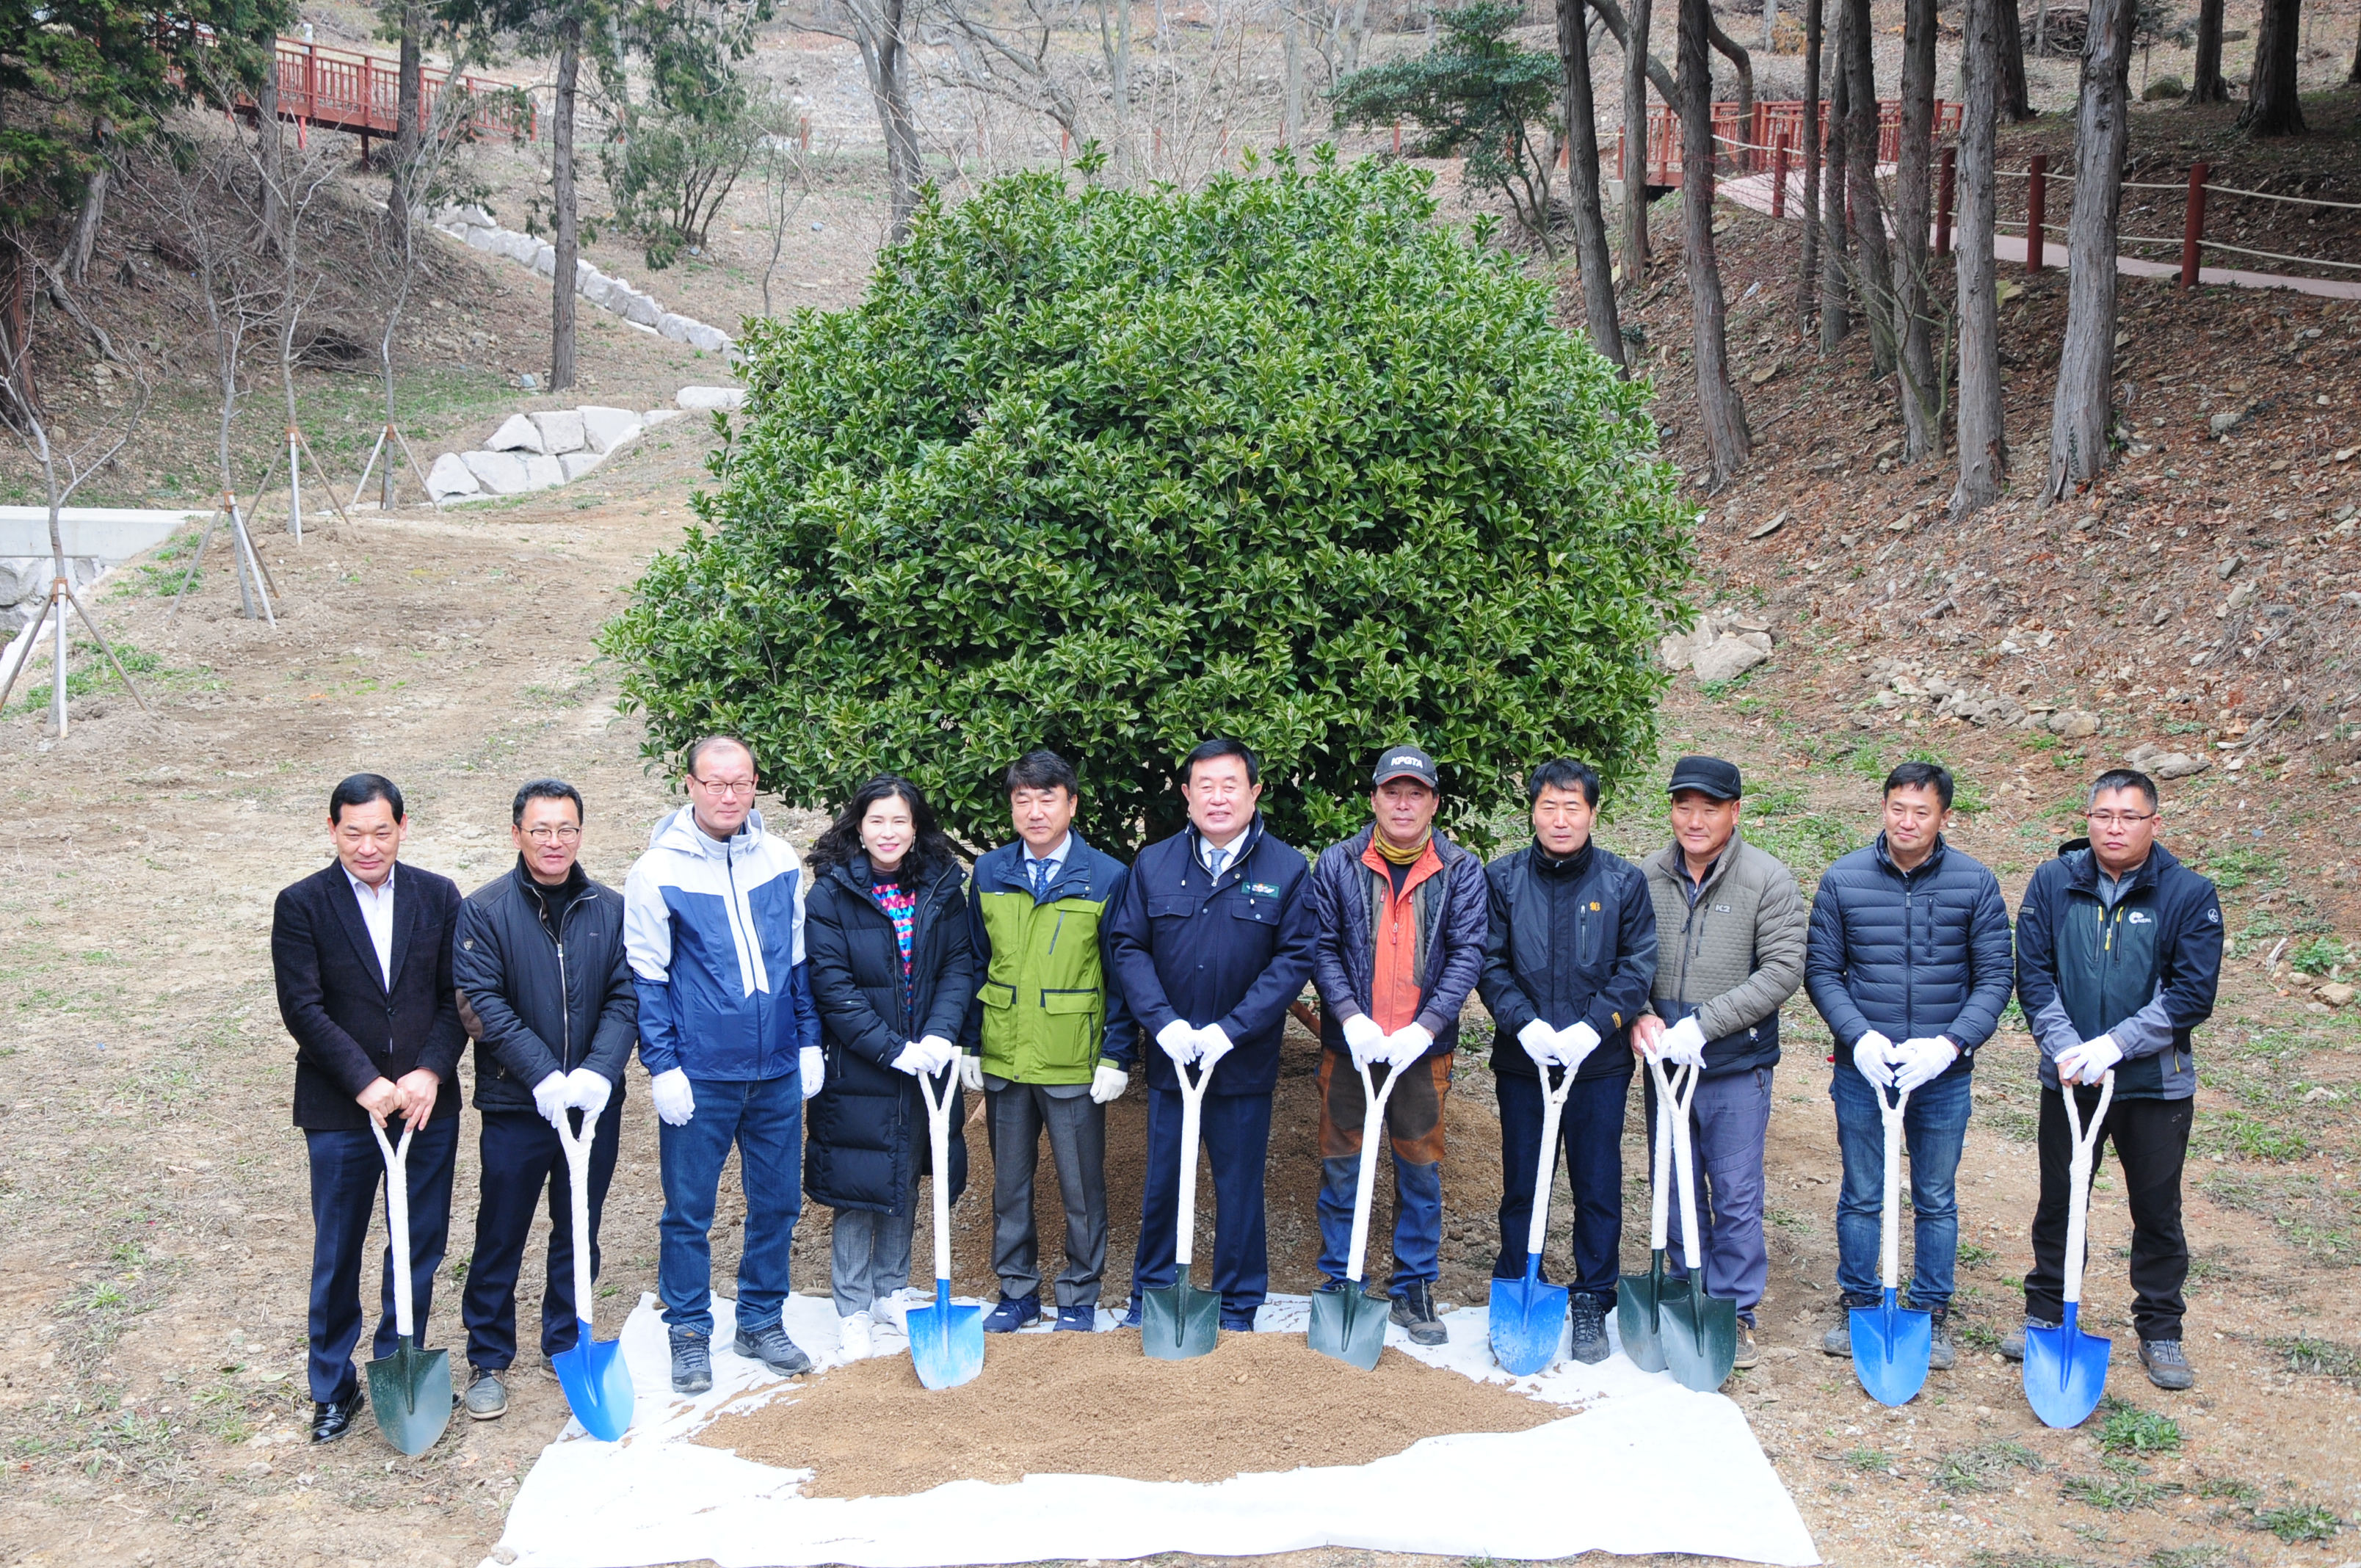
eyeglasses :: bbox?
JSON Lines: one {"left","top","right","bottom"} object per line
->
{"left": 2086, "top": 811, "right": 2155, "bottom": 827}
{"left": 692, "top": 777, "right": 758, "bottom": 796}
{"left": 522, "top": 825, "right": 581, "bottom": 843}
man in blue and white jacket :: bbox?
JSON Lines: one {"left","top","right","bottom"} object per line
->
{"left": 624, "top": 736, "right": 824, "bottom": 1393}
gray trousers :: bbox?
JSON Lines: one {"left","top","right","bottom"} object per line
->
{"left": 1647, "top": 1063, "right": 1774, "bottom": 1320}
{"left": 830, "top": 1156, "right": 920, "bottom": 1318}
{"left": 984, "top": 1078, "right": 1109, "bottom": 1308}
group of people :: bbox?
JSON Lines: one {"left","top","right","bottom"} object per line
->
{"left": 273, "top": 733, "right": 2222, "bottom": 1445}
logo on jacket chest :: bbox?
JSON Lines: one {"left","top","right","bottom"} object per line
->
{"left": 1245, "top": 882, "right": 1280, "bottom": 899}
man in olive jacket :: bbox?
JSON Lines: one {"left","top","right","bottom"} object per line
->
{"left": 1633, "top": 755, "right": 1809, "bottom": 1369}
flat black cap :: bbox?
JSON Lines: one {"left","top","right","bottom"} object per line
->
{"left": 1667, "top": 755, "right": 1743, "bottom": 801}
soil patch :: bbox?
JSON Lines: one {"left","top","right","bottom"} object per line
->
{"left": 695, "top": 1329, "right": 1561, "bottom": 1495}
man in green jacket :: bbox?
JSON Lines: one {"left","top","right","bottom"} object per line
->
{"left": 961, "top": 750, "right": 1136, "bottom": 1333}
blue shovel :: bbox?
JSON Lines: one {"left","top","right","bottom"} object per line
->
{"left": 907, "top": 1064, "right": 984, "bottom": 1390}
{"left": 1850, "top": 1077, "right": 1932, "bottom": 1406}
{"left": 2025, "top": 1070, "right": 2117, "bottom": 1429}
{"left": 551, "top": 1106, "right": 634, "bottom": 1441}
{"left": 1490, "top": 1061, "right": 1575, "bottom": 1376}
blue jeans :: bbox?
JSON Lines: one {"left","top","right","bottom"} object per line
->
{"left": 657, "top": 1073, "right": 802, "bottom": 1337}
{"left": 305, "top": 1117, "right": 457, "bottom": 1404}
{"left": 1829, "top": 1065, "right": 1973, "bottom": 1310}
{"left": 1650, "top": 1064, "right": 1775, "bottom": 1318}
{"left": 1494, "top": 1069, "right": 1628, "bottom": 1304}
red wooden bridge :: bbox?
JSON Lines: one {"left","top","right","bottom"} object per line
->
{"left": 1612, "top": 98, "right": 1962, "bottom": 186}
{"left": 224, "top": 35, "right": 537, "bottom": 151}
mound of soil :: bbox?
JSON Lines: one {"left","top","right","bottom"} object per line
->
{"left": 694, "top": 1329, "right": 1562, "bottom": 1496}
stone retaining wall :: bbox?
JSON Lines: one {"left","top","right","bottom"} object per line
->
{"left": 428, "top": 205, "right": 738, "bottom": 358}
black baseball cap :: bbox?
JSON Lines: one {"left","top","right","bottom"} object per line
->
{"left": 1667, "top": 755, "right": 1743, "bottom": 801}
{"left": 1373, "top": 744, "right": 1440, "bottom": 791}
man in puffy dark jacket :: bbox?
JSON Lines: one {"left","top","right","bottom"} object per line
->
{"left": 1477, "top": 758, "right": 1655, "bottom": 1362}
{"left": 1308, "top": 744, "right": 1488, "bottom": 1346}
{"left": 451, "top": 778, "right": 637, "bottom": 1421}
{"left": 2008, "top": 768, "right": 2221, "bottom": 1392}
{"left": 1805, "top": 761, "right": 2012, "bottom": 1373}
{"left": 1107, "top": 738, "right": 1317, "bottom": 1332}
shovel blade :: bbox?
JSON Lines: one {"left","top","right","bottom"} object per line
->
{"left": 552, "top": 1318, "right": 636, "bottom": 1442}
{"left": 367, "top": 1340, "right": 451, "bottom": 1456}
{"left": 1659, "top": 1271, "right": 1738, "bottom": 1393}
{"left": 1308, "top": 1286, "right": 1390, "bottom": 1372}
{"left": 2023, "top": 1303, "right": 2112, "bottom": 1429}
{"left": 1489, "top": 1258, "right": 1567, "bottom": 1376}
{"left": 1849, "top": 1288, "right": 1933, "bottom": 1407}
{"left": 1140, "top": 1276, "right": 1221, "bottom": 1361}
{"left": 907, "top": 1280, "right": 985, "bottom": 1390}
{"left": 1616, "top": 1250, "right": 1668, "bottom": 1373}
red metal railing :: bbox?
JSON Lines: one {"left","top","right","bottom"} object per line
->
{"left": 175, "top": 28, "right": 537, "bottom": 148}
{"left": 1613, "top": 99, "right": 1962, "bottom": 186}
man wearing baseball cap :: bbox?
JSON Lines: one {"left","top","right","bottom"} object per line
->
{"left": 1631, "top": 755, "right": 1808, "bottom": 1371}
{"left": 1306, "top": 744, "right": 1489, "bottom": 1345}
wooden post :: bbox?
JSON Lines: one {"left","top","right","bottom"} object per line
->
{"left": 1393, "top": 120, "right": 1402, "bottom": 154}
{"left": 2180, "top": 160, "right": 2209, "bottom": 290}
{"left": 2025, "top": 152, "right": 2046, "bottom": 272}
{"left": 1771, "top": 134, "right": 1789, "bottom": 217}
{"left": 1936, "top": 144, "right": 1955, "bottom": 255}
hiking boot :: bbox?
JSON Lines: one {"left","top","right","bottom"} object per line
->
{"left": 463, "top": 1367, "right": 507, "bottom": 1420}
{"left": 1054, "top": 1304, "right": 1096, "bottom": 1332}
{"left": 733, "top": 1320, "right": 813, "bottom": 1377}
{"left": 1821, "top": 1297, "right": 1879, "bottom": 1356}
{"left": 2000, "top": 1316, "right": 2059, "bottom": 1362}
{"left": 2140, "top": 1338, "right": 2195, "bottom": 1390}
{"left": 669, "top": 1329, "right": 713, "bottom": 1394}
{"left": 1567, "top": 1296, "right": 1609, "bottom": 1365}
{"left": 983, "top": 1294, "right": 1040, "bottom": 1333}
{"left": 1928, "top": 1310, "right": 1956, "bottom": 1372}
{"left": 1390, "top": 1282, "right": 1447, "bottom": 1346}
{"left": 838, "top": 1311, "right": 873, "bottom": 1361}
{"left": 1732, "top": 1318, "right": 1760, "bottom": 1371}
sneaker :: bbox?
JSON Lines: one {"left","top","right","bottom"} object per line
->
{"left": 463, "top": 1366, "right": 507, "bottom": 1420}
{"left": 733, "top": 1321, "right": 813, "bottom": 1377}
{"left": 983, "top": 1294, "right": 1041, "bottom": 1333}
{"left": 1054, "top": 1304, "right": 1096, "bottom": 1332}
{"left": 1732, "top": 1321, "right": 1760, "bottom": 1371}
{"left": 1120, "top": 1299, "right": 1143, "bottom": 1329}
{"left": 1928, "top": 1309, "right": 1956, "bottom": 1372}
{"left": 838, "top": 1311, "right": 874, "bottom": 1361}
{"left": 1220, "top": 1310, "right": 1259, "bottom": 1332}
{"left": 669, "top": 1328, "right": 713, "bottom": 1394}
{"left": 1567, "top": 1296, "right": 1609, "bottom": 1364}
{"left": 874, "top": 1288, "right": 922, "bottom": 1336}
{"left": 2000, "top": 1316, "right": 2059, "bottom": 1362}
{"left": 1390, "top": 1281, "right": 1447, "bottom": 1347}
{"left": 2139, "top": 1337, "right": 2195, "bottom": 1390}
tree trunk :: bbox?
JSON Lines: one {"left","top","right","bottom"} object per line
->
{"left": 1559, "top": 0, "right": 1627, "bottom": 369}
{"left": 1894, "top": 0, "right": 1937, "bottom": 453}
{"left": 2044, "top": 0, "right": 2133, "bottom": 500}
{"left": 1799, "top": 0, "right": 1822, "bottom": 343}
{"left": 853, "top": 0, "right": 925, "bottom": 242}
{"left": 1285, "top": 3, "right": 1304, "bottom": 146}
{"left": 1820, "top": 0, "right": 1852, "bottom": 349}
{"left": 1763, "top": 0, "right": 1778, "bottom": 52}
{"left": 1098, "top": 0, "right": 1131, "bottom": 115}
{"left": 1680, "top": 0, "right": 1752, "bottom": 482}
{"left": 1621, "top": 0, "right": 1653, "bottom": 284}
{"left": 1844, "top": 0, "right": 1901, "bottom": 384}
{"left": 2188, "top": 0, "right": 2230, "bottom": 98}
{"left": 1952, "top": 0, "right": 2006, "bottom": 515}
{"left": 257, "top": 71, "right": 285, "bottom": 253}
{"left": 551, "top": 20, "right": 581, "bottom": 393}
{"left": 1, "top": 258, "right": 34, "bottom": 416}
{"left": 387, "top": 4, "right": 422, "bottom": 237}
{"left": 1996, "top": 0, "right": 2034, "bottom": 116}
{"left": 62, "top": 166, "right": 109, "bottom": 285}
{"left": 2241, "top": 0, "right": 2305, "bottom": 134}
{"left": 1707, "top": 13, "right": 1754, "bottom": 133}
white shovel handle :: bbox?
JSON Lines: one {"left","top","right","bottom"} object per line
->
{"left": 369, "top": 1118, "right": 417, "bottom": 1342}
{"left": 1644, "top": 1056, "right": 1675, "bottom": 1251}
{"left": 1523, "top": 1064, "right": 1577, "bottom": 1257}
{"left": 918, "top": 1066, "right": 958, "bottom": 1286}
{"left": 556, "top": 1108, "right": 597, "bottom": 1331}
{"left": 1665, "top": 1062, "right": 1704, "bottom": 1271}
{"left": 1879, "top": 1082, "right": 1911, "bottom": 1293}
{"left": 1346, "top": 1059, "right": 1406, "bottom": 1285}
{"left": 2059, "top": 1070, "right": 2116, "bottom": 1308}
{"left": 1172, "top": 1054, "right": 1215, "bottom": 1268}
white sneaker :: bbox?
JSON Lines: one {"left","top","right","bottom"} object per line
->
{"left": 875, "top": 1288, "right": 925, "bottom": 1333}
{"left": 838, "top": 1311, "right": 873, "bottom": 1361}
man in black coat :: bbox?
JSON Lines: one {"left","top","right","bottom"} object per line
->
{"left": 451, "top": 779, "right": 638, "bottom": 1420}
{"left": 271, "top": 774, "right": 466, "bottom": 1443}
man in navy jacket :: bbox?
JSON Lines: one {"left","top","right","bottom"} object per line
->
{"left": 271, "top": 774, "right": 465, "bottom": 1443}
{"left": 1107, "top": 738, "right": 1317, "bottom": 1331}
{"left": 2008, "top": 768, "right": 2221, "bottom": 1391}
{"left": 1805, "top": 761, "right": 2013, "bottom": 1373}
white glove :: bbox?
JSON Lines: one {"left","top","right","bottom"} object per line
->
{"left": 1156, "top": 1019, "right": 1200, "bottom": 1064}
{"left": 1383, "top": 1023, "right": 1433, "bottom": 1067}
{"left": 959, "top": 1054, "right": 984, "bottom": 1092}
{"left": 2056, "top": 1033, "right": 2122, "bottom": 1086}
{"left": 891, "top": 1039, "right": 943, "bottom": 1075}
{"left": 1852, "top": 1031, "right": 1896, "bottom": 1090}
{"left": 799, "top": 1045, "right": 825, "bottom": 1100}
{"left": 1660, "top": 1014, "right": 1708, "bottom": 1069}
{"left": 531, "top": 1070, "right": 571, "bottom": 1127}
{"left": 564, "top": 1067, "right": 612, "bottom": 1119}
{"left": 1194, "top": 1025, "right": 1235, "bottom": 1070}
{"left": 649, "top": 1067, "right": 695, "bottom": 1126}
{"left": 1517, "top": 1018, "right": 1558, "bottom": 1070}
{"left": 1556, "top": 1020, "right": 1603, "bottom": 1072}
{"left": 1342, "top": 1012, "right": 1387, "bottom": 1069}
{"left": 1089, "top": 1062, "right": 1129, "bottom": 1103}
{"left": 1891, "top": 1036, "right": 1958, "bottom": 1094}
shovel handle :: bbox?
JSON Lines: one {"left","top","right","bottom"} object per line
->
{"left": 369, "top": 1118, "right": 417, "bottom": 1343}
{"left": 918, "top": 1066, "right": 958, "bottom": 1289}
{"left": 2059, "top": 1070, "right": 2115, "bottom": 1308}
{"left": 1344, "top": 1059, "right": 1404, "bottom": 1285}
{"left": 1876, "top": 1081, "right": 1911, "bottom": 1293}
{"left": 1663, "top": 1061, "right": 1704, "bottom": 1271}
{"left": 1644, "top": 1056, "right": 1677, "bottom": 1252}
{"left": 1523, "top": 1064, "right": 1573, "bottom": 1258}
{"left": 556, "top": 1108, "right": 598, "bottom": 1337}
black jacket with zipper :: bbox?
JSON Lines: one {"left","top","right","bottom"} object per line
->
{"left": 454, "top": 859, "right": 639, "bottom": 1113}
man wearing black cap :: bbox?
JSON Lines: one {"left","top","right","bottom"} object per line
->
{"left": 1307, "top": 744, "right": 1489, "bottom": 1345}
{"left": 1631, "top": 755, "right": 1809, "bottom": 1371}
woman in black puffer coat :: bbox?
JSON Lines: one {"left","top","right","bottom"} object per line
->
{"left": 802, "top": 774, "right": 975, "bottom": 1362}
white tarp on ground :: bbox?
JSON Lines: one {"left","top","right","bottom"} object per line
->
{"left": 489, "top": 1291, "right": 1821, "bottom": 1568}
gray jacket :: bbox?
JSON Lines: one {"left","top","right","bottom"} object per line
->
{"left": 1639, "top": 835, "right": 1810, "bottom": 1077}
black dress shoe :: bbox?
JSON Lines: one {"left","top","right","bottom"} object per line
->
{"left": 311, "top": 1387, "right": 366, "bottom": 1443}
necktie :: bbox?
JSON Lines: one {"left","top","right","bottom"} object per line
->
{"left": 1030, "top": 857, "right": 1051, "bottom": 898}
{"left": 1207, "top": 847, "right": 1227, "bottom": 880}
